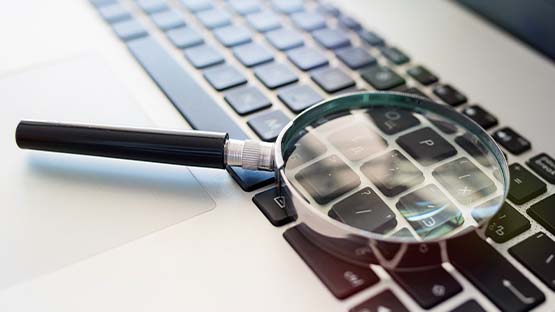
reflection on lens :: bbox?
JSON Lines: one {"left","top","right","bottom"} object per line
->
{"left": 397, "top": 184, "right": 463, "bottom": 238}
{"left": 282, "top": 97, "right": 506, "bottom": 243}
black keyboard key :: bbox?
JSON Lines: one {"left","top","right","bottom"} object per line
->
{"left": 527, "top": 153, "right": 555, "bottom": 184}
{"left": 361, "top": 150, "right": 424, "bottom": 197}
{"left": 228, "top": 0, "right": 260, "bottom": 15}
{"left": 492, "top": 127, "right": 532, "bottom": 155}
{"left": 433, "top": 84, "right": 467, "bottom": 106}
{"left": 335, "top": 46, "right": 376, "bottom": 69}
{"left": 358, "top": 29, "right": 385, "bottom": 46}
{"left": 329, "top": 187, "right": 397, "bottom": 234}
{"left": 388, "top": 266, "right": 462, "bottom": 309}
{"left": 150, "top": 9, "right": 185, "bottom": 31}
{"left": 380, "top": 46, "right": 410, "bottom": 65}
{"left": 98, "top": 3, "right": 131, "bottom": 23}
{"left": 528, "top": 194, "right": 555, "bottom": 235}
{"left": 166, "top": 26, "right": 203, "bottom": 48}
{"left": 196, "top": 9, "right": 231, "bottom": 29}
{"left": 271, "top": 0, "right": 303, "bottom": 14}
{"left": 447, "top": 231, "right": 545, "bottom": 312}
{"left": 291, "top": 11, "right": 326, "bottom": 32}
{"left": 284, "top": 225, "right": 380, "bottom": 299}
{"left": 232, "top": 42, "right": 273, "bottom": 67}
{"left": 368, "top": 107, "right": 420, "bottom": 135}
{"left": 350, "top": 290, "right": 409, "bottom": 312}
{"left": 433, "top": 157, "right": 496, "bottom": 204}
{"left": 214, "top": 25, "right": 252, "bottom": 47}
{"left": 483, "top": 202, "right": 530, "bottom": 243}
{"left": 127, "top": 36, "right": 273, "bottom": 191}
{"left": 508, "top": 163, "right": 546, "bottom": 204}
{"left": 407, "top": 65, "right": 438, "bottom": 86}
{"left": 183, "top": 44, "right": 224, "bottom": 68}
{"left": 203, "top": 64, "right": 247, "bottom": 91}
{"left": 397, "top": 185, "right": 463, "bottom": 238}
{"left": 295, "top": 155, "right": 361, "bottom": 204}
{"left": 137, "top": 0, "right": 168, "bottom": 14}
{"left": 397, "top": 127, "right": 457, "bottom": 166}
{"left": 509, "top": 232, "right": 555, "bottom": 290}
{"left": 265, "top": 28, "right": 304, "bottom": 51}
{"left": 247, "top": 110, "right": 290, "bottom": 142}
{"left": 252, "top": 187, "right": 294, "bottom": 226}
{"left": 254, "top": 62, "right": 298, "bottom": 89}
{"left": 277, "top": 84, "right": 322, "bottom": 113}
{"left": 246, "top": 11, "right": 281, "bottom": 32}
{"left": 461, "top": 105, "right": 498, "bottom": 130}
{"left": 328, "top": 123, "right": 387, "bottom": 161}
{"left": 311, "top": 67, "right": 355, "bottom": 93}
{"left": 312, "top": 28, "right": 351, "bottom": 49}
{"left": 180, "top": 0, "right": 213, "bottom": 12}
{"left": 112, "top": 19, "right": 148, "bottom": 41}
{"left": 361, "top": 65, "right": 405, "bottom": 90}
{"left": 338, "top": 14, "right": 362, "bottom": 30}
{"left": 287, "top": 46, "right": 329, "bottom": 71}
{"left": 450, "top": 300, "right": 486, "bottom": 312}
{"left": 225, "top": 85, "right": 271, "bottom": 115}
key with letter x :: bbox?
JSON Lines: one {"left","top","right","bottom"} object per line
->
{"left": 433, "top": 157, "right": 496, "bottom": 205}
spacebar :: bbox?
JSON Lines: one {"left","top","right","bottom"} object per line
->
{"left": 126, "top": 36, "right": 274, "bottom": 191}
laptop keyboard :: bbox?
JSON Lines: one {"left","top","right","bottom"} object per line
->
{"left": 90, "top": 0, "right": 554, "bottom": 310}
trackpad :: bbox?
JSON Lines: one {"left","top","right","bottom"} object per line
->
{"left": 0, "top": 55, "right": 215, "bottom": 290}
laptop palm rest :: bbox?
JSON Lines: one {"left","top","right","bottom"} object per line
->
{"left": 0, "top": 54, "right": 215, "bottom": 290}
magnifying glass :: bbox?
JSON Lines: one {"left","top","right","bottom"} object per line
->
{"left": 15, "top": 92, "right": 509, "bottom": 271}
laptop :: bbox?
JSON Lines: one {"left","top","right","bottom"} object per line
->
{"left": 0, "top": 0, "right": 554, "bottom": 311}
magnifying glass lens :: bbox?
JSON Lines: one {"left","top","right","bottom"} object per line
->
{"left": 280, "top": 93, "right": 507, "bottom": 245}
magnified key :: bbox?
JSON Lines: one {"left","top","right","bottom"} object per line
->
{"left": 433, "top": 157, "right": 496, "bottom": 205}
{"left": 397, "top": 127, "right": 457, "bottom": 166}
{"left": 368, "top": 107, "right": 420, "bottom": 135}
{"left": 361, "top": 150, "right": 424, "bottom": 197}
{"left": 295, "top": 155, "right": 361, "bottom": 204}
{"left": 329, "top": 187, "right": 397, "bottom": 234}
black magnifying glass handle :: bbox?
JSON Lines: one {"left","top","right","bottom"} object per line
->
{"left": 15, "top": 120, "right": 275, "bottom": 171}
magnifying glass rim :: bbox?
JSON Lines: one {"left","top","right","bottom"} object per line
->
{"left": 274, "top": 91, "right": 510, "bottom": 244}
